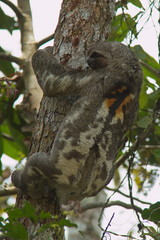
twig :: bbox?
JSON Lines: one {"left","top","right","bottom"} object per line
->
{"left": 98, "top": 172, "right": 128, "bottom": 226}
{"left": 0, "top": 52, "right": 23, "bottom": 65}
{"left": 115, "top": 97, "right": 160, "bottom": 169}
{"left": 106, "top": 187, "right": 151, "bottom": 205}
{"left": 101, "top": 213, "right": 115, "bottom": 240}
{"left": 140, "top": 144, "right": 160, "bottom": 149}
{"left": 0, "top": 187, "right": 18, "bottom": 197}
{"left": 0, "top": 0, "right": 24, "bottom": 20}
{"left": 127, "top": 155, "right": 146, "bottom": 240}
{"left": 0, "top": 71, "right": 22, "bottom": 81}
{"left": 107, "top": 231, "right": 137, "bottom": 239}
{"left": 36, "top": 33, "right": 55, "bottom": 48}
{"left": 115, "top": 123, "right": 152, "bottom": 169}
{"left": 81, "top": 200, "right": 142, "bottom": 213}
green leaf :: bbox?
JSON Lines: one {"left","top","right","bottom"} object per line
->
{"left": 21, "top": 202, "right": 38, "bottom": 223}
{"left": 0, "top": 47, "right": 15, "bottom": 75}
{"left": 142, "top": 202, "right": 160, "bottom": 222}
{"left": 0, "top": 159, "right": 2, "bottom": 175}
{"left": 133, "top": 45, "right": 160, "bottom": 84}
{"left": 133, "top": 45, "right": 159, "bottom": 70}
{"left": 129, "top": 0, "right": 144, "bottom": 9}
{"left": 38, "top": 218, "right": 77, "bottom": 235}
{"left": 139, "top": 80, "right": 148, "bottom": 109}
{"left": 153, "top": 150, "right": 160, "bottom": 164}
{"left": 0, "top": 131, "right": 3, "bottom": 158}
{"left": 109, "top": 13, "right": 137, "bottom": 42}
{"left": 55, "top": 219, "right": 77, "bottom": 228}
{"left": 137, "top": 115, "right": 152, "bottom": 128}
{"left": 6, "top": 202, "right": 38, "bottom": 223}
{"left": 39, "top": 211, "right": 52, "bottom": 220}
{"left": 1, "top": 222, "right": 28, "bottom": 240}
{"left": 0, "top": 7, "right": 18, "bottom": 33}
{"left": 0, "top": 116, "right": 27, "bottom": 160}
{"left": 147, "top": 226, "right": 159, "bottom": 234}
{"left": 147, "top": 90, "right": 160, "bottom": 108}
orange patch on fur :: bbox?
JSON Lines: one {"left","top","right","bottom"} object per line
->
{"left": 114, "top": 94, "right": 134, "bottom": 121}
{"left": 115, "top": 95, "right": 133, "bottom": 114}
{"left": 105, "top": 98, "right": 116, "bottom": 108}
{"left": 104, "top": 92, "right": 134, "bottom": 122}
{"left": 112, "top": 87, "right": 127, "bottom": 95}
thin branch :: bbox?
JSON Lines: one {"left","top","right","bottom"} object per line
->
{"left": 0, "top": 52, "right": 23, "bottom": 65}
{"left": 115, "top": 101, "right": 160, "bottom": 169}
{"left": 1, "top": 133, "right": 14, "bottom": 141}
{"left": 0, "top": 71, "right": 22, "bottom": 81}
{"left": 0, "top": 187, "right": 18, "bottom": 197}
{"left": 101, "top": 213, "right": 115, "bottom": 240}
{"left": 140, "top": 144, "right": 160, "bottom": 149}
{"left": 0, "top": 0, "right": 24, "bottom": 20}
{"left": 98, "top": 174, "right": 129, "bottom": 225}
{"left": 115, "top": 124, "right": 152, "bottom": 169}
{"left": 36, "top": 33, "right": 55, "bottom": 48}
{"left": 81, "top": 200, "right": 142, "bottom": 213}
{"left": 106, "top": 187, "right": 151, "bottom": 205}
{"left": 140, "top": 60, "right": 160, "bottom": 78}
{"left": 127, "top": 155, "right": 145, "bottom": 239}
{"left": 107, "top": 231, "right": 137, "bottom": 239}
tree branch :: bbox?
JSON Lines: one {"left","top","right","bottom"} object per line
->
{"left": 101, "top": 213, "right": 115, "bottom": 240}
{"left": 115, "top": 101, "right": 160, "bottom": 169}
{"left": 106, "top": 187, "right": 151, "bottom": 205}
{"left": 140, "top": 144, "right": 160, "bottom": 149}
{"left": 0, "top": 52, "right": 23, "bottom": 65}
{"left": 81, "top": 200, "right": 142, "bottom": 213}
{"left": 0, "top": 0, "right": 24, "bottom": 20}
{"left": 115, "top": 124, "right": 152, "bottom": 169}
{"left": 107, "top": 231, "right": 137, "bottom": 239}
{"left": 0, "top": 187, "right": 18, "bottom": 197}
{"left": 36, "top": 33, "right": 55, "bottom": 48}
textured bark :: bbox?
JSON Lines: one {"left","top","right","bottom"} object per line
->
{"left": 54, "top": 0, "right": 115, "bottom": 68}
{"left": 14, "top": 0, "right": 115, "bottom": 239}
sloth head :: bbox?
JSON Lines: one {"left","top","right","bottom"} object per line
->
{"left": 87, "top": 41, "right": 136, "bottom": 70}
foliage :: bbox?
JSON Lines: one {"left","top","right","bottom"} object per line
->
{"left": 0, "top": 201, "right": 77, "bottom": 239}
{"left": 141, "top": 202, "right": 160, "bottom": 240}
{"left": 0, "top": 78, "right": 28, "bottom": 160}
{"left": 0, "top": 47, "right": 15, "bottom": 75}
{"left": 0, "top": 0, "right": 159, "bottom": 239}
{"left": 0, "top": 7, "right": 18, "bottom": 33}
{"left": 109, "top": 0, "right": 160, "bottom": 190}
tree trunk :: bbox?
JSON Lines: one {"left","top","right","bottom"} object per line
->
{"left": 14, "top": 1, "right": 115, "bottom": 239}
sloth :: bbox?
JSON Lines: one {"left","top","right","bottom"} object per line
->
{"left": 12, "top": 42, "right": 143, "bottom": 204}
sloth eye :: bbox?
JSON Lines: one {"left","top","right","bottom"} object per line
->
{"left": 90, "top": 52, "right": 104, "bottom": 58}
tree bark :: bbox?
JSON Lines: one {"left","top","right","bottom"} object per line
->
{"left": 54, "top": 0, "right": 115, "bottom": 67}
{"left": 14, "top": 1, "right": 115, "bottom": 239}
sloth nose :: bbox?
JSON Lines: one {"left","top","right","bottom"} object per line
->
{"left": 87, "top": 57, "right": 94, "bottom": 67}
